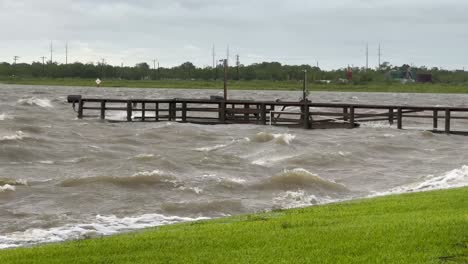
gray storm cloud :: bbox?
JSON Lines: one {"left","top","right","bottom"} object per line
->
{"left": 0, "top": 0, "right": 466, "bottom": 69}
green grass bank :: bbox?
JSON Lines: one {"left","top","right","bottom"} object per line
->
{"left": 1, "top": 187, "right": 467, "bottom": 264}
{"left": 2, "top": 78, "right": 468, "bottom": 93}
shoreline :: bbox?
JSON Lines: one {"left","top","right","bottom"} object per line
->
{"left": 0, "top": 187, "right": 467, "bottom": 263}
{"left": 2, "top": 78, "right": 468, "bottom": 94}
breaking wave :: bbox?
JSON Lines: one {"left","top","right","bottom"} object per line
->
{"left": 17, "top": 97, "right": 53, "bottom": 108}
{"left": 272, "top": 190, "right": 339, "bottom": 209}
{"left": 0, "top": 184, "right": 16, "bottom": 193}
{"left": 252, "top": 132, "right": 296, "bottom": 145}
{"left": 59, "top": 170, "right": 177, "bottom": 188}
{"left": 0, "top": 179, "right": 28, "bottom": 186}
{"left": 194, "top": 144, "right": 228, "bottom": 152}
{"left": 0, "top": 113, "right": 13, "bottom": 121}
{"left": 161, "top": 199, "right": 244, "bottom": 216}
{"left": 0, "top": 131, "right": 26, "bottom": 142}
{"left": 377, "top": 165, "right": 468, "bottom": 196}
{"left": 264, "top": 168, "right": 348, "bottom": 192}
{"left": 0, "top": 213, "right": 209, "bottom": 249}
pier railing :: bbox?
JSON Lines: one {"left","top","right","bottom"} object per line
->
{"left": 68, "top": 96, "right": 468, "bottom": 134}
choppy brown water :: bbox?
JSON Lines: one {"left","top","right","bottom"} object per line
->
{"left": 1, "top": 84, "right": 467, "bottom": 248}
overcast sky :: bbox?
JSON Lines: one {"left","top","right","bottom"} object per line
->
{"left": 0, "top": 0, "right": 466, "bottom": 69}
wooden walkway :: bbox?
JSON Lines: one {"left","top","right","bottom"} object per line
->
{"left": 67, "top": 95, "right": 468, "bottom": 134}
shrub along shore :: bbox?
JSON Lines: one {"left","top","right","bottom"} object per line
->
{"left": 1, "top": 78, "right": 468, "bottom": 94}
{"left": 0, "top": 187, "right": 467, "bottom": 264}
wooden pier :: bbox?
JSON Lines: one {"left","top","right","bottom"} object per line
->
{"left": 67, "top": 95, "right": 468, "bottom": 135}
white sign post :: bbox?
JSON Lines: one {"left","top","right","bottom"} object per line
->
{"left": 95, "top": 78, "right": 102, "bottom": 87}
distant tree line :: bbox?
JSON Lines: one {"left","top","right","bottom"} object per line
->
{"left": 1, "top": 60, "right": 467, "bottom": 84}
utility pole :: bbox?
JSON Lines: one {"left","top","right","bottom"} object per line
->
{"left": 212, "top": 44, "right": 215, "bottom": 68}
{"left": 100, "top": 58, "right": 105, "bottom": 78}
{"left": 226, "top": 45, "right": 230, "bottom": 65}
{"left": 50, "top": 41, "right": 53, "bottom": 63}
{"left": 303, "top": 69, "right": 308, "bottom": 102}
{"left": 236, "top": 54, "right": 240, "bottom": 80}
{"left": 157, "top": 61, "right": 160, "bottom": 80}
{"left": 220, "top": 59, "right": 228, "bottom": 100}
{"left": 65, "top": 41, "right": 68, "bottom": 65}
{"left": 365, "top": 43, "right": 369, "bottom": 72}
{"left": 152, "top": 59, "right": 157, "bottom": 80}
{"left": 378, "top": 44, "right": 381, "bottom": 70}
{"left": 40, "top": 56, "right": 46, "bottom": 76}
{"left": 13, "top": 56, "right": 19, "bottom": 76}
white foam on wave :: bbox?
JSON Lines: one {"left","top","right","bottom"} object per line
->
{"left": 0, "top": 131, "right": 26, "bottom": 142}
{"left": 272, "top": 190, "right": 337, "bottom": 209}
{"left": 253, "top": 132, "right": 296, "bottom": 145}
{"left": 251, "top": 155, "right": 295, "bottom": 166}
{"left": 0, "top": 213, "right": 209, "bottom": 249}
{"left": 373, "top": 165, "right": 468, "bottom": 197}
{"left": 194, "top": 144, "right": 228, "bottom": 152}
{"left": 0, "top": 113, "right": 13, "bottom": 121}
{"left": 0, "top": 184, "right": 15, "bottom": 193}
{"left": 17, "top": 97, "right": 53, "bottom": 108}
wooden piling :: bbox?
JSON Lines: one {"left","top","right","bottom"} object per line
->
{"left": 219, "top": 102, "right": 226, "bottom": 123}
{"left": 343, "top": 107, "right": 348, "bottom": 121}
{"left": 349, "top": 106, "right": 355, "bottom": 128}
{"left": 261, "top": 103, "right": 267, "bottom": 125}
{"left": 445, "top": 109, "right": 451, "bottom": 134}
{"left": 397, "top": 108, "right": 402, "bottom": 129}
{"left": 126, "top": 101, "right": 132, "bottom": 122}
{"left": 389, "top": 108, "right": 394, "bottom": 125}
{"left": 141, "top": 102, "right": 146, "bottom": 121}
{"left": 100, "top": 101, "right": 106, "bottom": 120}
{"left": 182, "top": 102, "right": 187, "bottom": 122}
{"left": 155, "top": 103, "right": 159, "bottom": 121}
{"left": 433, "top": 110, "right": 438, "bottom": 130}
{"left": 78, "top": 99, "right": 84, "bottom": 119}
{"left": 303, "top": 103, "right": 310, "bottom": 129}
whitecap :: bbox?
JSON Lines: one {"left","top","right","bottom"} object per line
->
{"left": 0, "top": 213, "right": 209, "bottom": 249}
{"left": 0, "top": 184, "right": 15, "bottom": 193}
{"left": 17, "top": 97, "right": 53, "bottom": 108}
{"left": 194, "top": 144, "right": 227, "bottom": 152}
{"left": 0, "top": 131, "right": 26, "bottom": 142}
{"left": 272, "top": 190, "right": 338, "bottom": 209}
{"left": 373, "top": 165, "right": 468, "bottom": 196}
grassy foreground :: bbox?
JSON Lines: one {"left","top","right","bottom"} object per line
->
{"left": 1, "top": 188, "right": 467, "bottom": 264}
{"left": 2, "top": 78, "right": 468, "bottom": 93}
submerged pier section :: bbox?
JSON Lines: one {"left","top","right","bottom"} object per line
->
{"left": 67, "top": 95, "right": 468, "bottom": 134}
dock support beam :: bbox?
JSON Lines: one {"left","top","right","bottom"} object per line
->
{"left": 141, "top": 102, "right": 146, "bottom": 121}
{"left": 219, "top": 102, "right": 226, "bottom": 123}
{"left": 126, "top": 101, "right": 133, "bottom": 122}
{"left": 397, "top": 108, "right": 402, "bottom": 129}
{"left": 78, "top": 99, "right": 84, "bottom": 119}
{"left": 433, "top": 110, "right": 438, "bottom": 130}
{"left": 261, "top": 104, "right": 267, "bottom": 125}
{"left": 182, "top": 102, "right": 187, "bottom": 122}
{"left": 389, "top": 108, "right": 394, "bottom": 125}
{"left": 343, "top": 107, "right": 348, "bottom": 122}
{"left": 100, "top": 101, "right": 106, "bottom": 120}
{"left": 303, "top": 103, "right": 310, "bottom": 129}
{"left": 349, "top": 106, "right": 355, "bottom": 128}
{"left": 445, "top": 109, "right": 451, "bottom": 134}
{"left": 155, "top": 103, "right": 159, "bottom": 121}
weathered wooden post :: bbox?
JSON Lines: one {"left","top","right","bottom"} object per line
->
{"left": 303, "top": 102, "right": 310, "bottom": 129}
{"left": 219, "top": 102, "right": 226, "bottom": 123}
{"left": 397, "top": 108, "right": 403, "bottom": 129}
{"left": 260, "top": 103, "right": 267, "bottom": 125}
{"left": 244, "top": 103, "right": 249, "bottom": 121}
{"left": 389, "top": 108, "right": 394, "bottom": 125}
{"left": 100, "top": 101, "right": 106, "bottom": 120}
{"left": 445, "top": 108, "right": 451, "bottom": 134}
{"left": 433, "top": 110, "right": 438, "bottom": 130}
{"left": 343, "top": 107, "right": 349, "bottom": 121}
{"left": 141, "top": 102, "right": 146, "bottom": 121}
{"left": 155, "top": 103, "right": 159, "bottom": 121}
{"left": 182, "top": 102, "right": 187, "bottom": 122}
{"left": 126, "top": 101, "right": 133, "bottom": 121}
{"left": 78, "top": 99, "right": 84, "bottom": 119}
{"left": 349, "top": 106, "right": 355, "bottom": 128}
